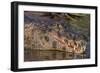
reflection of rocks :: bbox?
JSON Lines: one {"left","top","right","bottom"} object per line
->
{"left": 24, "top": 23, "right": 87, "bottom": 54}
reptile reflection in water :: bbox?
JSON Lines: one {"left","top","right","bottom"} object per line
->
{"left": 24, "top": 49, "right": 89, "bottom": 62}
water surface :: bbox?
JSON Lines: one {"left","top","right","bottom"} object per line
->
{"left": 24, "top": 49, "right": 90, "bottom": 62}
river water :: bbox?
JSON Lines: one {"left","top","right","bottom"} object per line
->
{"left": 24, "top": 49, "right": 90, "bottom": 62}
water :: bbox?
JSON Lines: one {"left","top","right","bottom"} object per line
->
{"left": 24, "top": 49, "right": 90, "bottom": 62}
